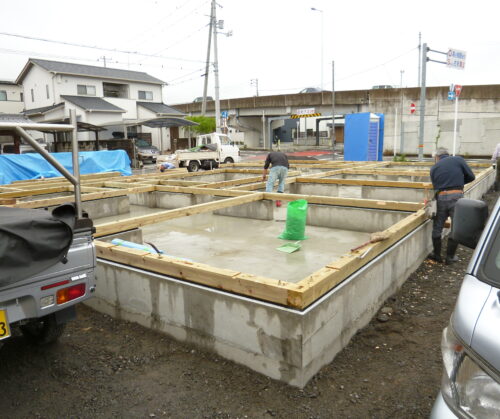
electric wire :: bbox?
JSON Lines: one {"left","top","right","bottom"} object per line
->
{"left": 0, "top": 31, "right": 205, "bottom": 64}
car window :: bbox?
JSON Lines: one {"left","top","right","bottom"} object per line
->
{"left": 136, "top": 139, "right": 150, "bottom": 147}
{"left": 219, "top": 135, "right": 230, "bottom": 145}
{"left": 480, "top": 220, "right": 500, "bottom": 287}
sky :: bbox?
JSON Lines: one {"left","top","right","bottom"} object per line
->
{"left": 1, "top": 0, "right": 499, "bottom": 104}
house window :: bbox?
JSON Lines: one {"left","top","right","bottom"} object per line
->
{"left": 31, "top": 89, "right": 34, "bottom": 102}
{"left": 77, "top": 85, "right": 96, "bottom": 96}
{"left": 0, "top": 90, "right": 6, "bottom": 101}
{"left": 138, "top": 90, "right": 153, "bottom": 100}
{"left": 103, "top": 82, "right": 128, "bottom": 98}
{"left": 20, "top": 92, "right": 23, "bottom": 102}
{"left": 46, "top": 84, "right": 50, "bottom": 99}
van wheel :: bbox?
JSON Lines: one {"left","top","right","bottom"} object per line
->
{"left": 223, "top": 157, "right": 234, "bottom": 164}
{"left": 20, "top": 315, "right": 66, "bottom": 345}
{"left": 187, "top": 161, "right": 200, "bottom": 172}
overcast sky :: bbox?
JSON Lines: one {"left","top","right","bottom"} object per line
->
{"left": 1, "top": 0, "right": 499, "bottom": 104}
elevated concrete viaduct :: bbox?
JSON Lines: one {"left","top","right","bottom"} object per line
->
{"left": 173, "top": 84, "right": 500, "bottom": 156}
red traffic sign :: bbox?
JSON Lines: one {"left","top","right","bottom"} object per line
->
{"left": 410, "top": 103, "right": 416, "bottom": 114}
{"left": 455, "top": 85, "right": 462, "bottom": 97}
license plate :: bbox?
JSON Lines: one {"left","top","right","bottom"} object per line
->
{"left": 0, "top": 309, "right": 11, "bottom": 340}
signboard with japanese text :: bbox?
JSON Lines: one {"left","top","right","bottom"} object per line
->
{"left": 447, "top": 48, "right": 466, "bottom": 70}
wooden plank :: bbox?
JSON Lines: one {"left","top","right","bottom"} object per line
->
{"left": 154, "top": 185, "right": 252, "bottom": 197}
{"left": 159, "top": 180, "right": 208, "bottom": 187}
{"left": 95, "top": 193, "right": 264, "bottom": 237}
{"left": 11, "top": 171, "right": 122, "bottom": 184}
{"left": 296, "top": 210, "right": 428, "bottom": 309}
{"left": 95, "top": 240, "right": 301, "bottom": 307}
{"left": 263, "top": 192, "right": 423, "bottom": 211}
{"left": 0, "top": 186, "right": 70, "bottom": 199}
{"left": 295, "top": 177, "right": 433, "bottom": 189}
{"left": 12, "top": 186, "right": 155, "bottom": 209}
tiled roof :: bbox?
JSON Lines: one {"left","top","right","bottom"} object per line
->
{"left": 61, "top": 95, "right": 125, "bottom": 112}
{"left": 20, "top": 58, "right": 165, "bottom": 84}
{"left": 24, "top": 103, "right": 65, "bottom": 116}
{"left": 137, "top": 102, "right": 184, "bottom": 115}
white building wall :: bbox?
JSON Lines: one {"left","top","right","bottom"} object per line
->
{"left": 22, "top": 65, "right": 55, "bottom": 110}
{"left": 0, "top": 83, "right": 23, "bottom": 113}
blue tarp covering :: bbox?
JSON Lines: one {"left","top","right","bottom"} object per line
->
{"left": 0, "top": 150, "right": 131, "bottom": 184}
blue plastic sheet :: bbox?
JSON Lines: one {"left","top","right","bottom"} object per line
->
{"left": 0, "top": 150, "right": 131, "bottom": 184}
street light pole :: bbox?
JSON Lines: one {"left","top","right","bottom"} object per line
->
{"left": 331, "top": 60, "right": 336, "bottom": 154}
{"left": 311, "top": 7, "right": 324, "bottom": 90}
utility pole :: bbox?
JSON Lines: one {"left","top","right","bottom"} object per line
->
{"left": 250, "top": 78, "right": 259, "bottom": 96}
{"left": 100, "top": 56, "right": 107, "bottom": 68}
{"left": 399, "top": 70, "right": 405, "bottom": 155}
{"left": 331, "top": 60, "right": 336, "bottom": 154}
{"left": 417, "top": 32, "right": 421, "bottom": 87}
{"left": 213, "top": 7, "right": 221, "bottom": 132}
{"left": 201, "top": 1, "right": 214, "bottom": 116}
{"left": 418, "top": 43, "right": 428, "bottom": 160}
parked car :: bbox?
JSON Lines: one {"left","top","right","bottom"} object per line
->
{"left": 135, "top": 139, "right": 159, "bottom": 163}
{"left": 431, "top": 197, "right": 500, "bottom": 418}
{"left": 193, "top": 96, "right": 214, "bottom": 102}
{"left": 298, "top": 87, "right": 322, "bottom": 94}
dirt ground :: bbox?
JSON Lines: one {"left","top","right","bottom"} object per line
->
{"left": 1, "top": 189, "right": 497, "bottom": 419}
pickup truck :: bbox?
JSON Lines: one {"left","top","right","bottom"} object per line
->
{"left": 0, "top": 114, "right": 96, "bottom": 347}
{"left": 176, "top": 132, "right": 240, "bottom": 172}
{"left": 0, "top": 205, "right": 96, "bottom": 346}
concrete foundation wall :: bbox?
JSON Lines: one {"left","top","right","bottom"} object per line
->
{"left": 88, "top": 221, "right": 432, "bottom": 387}
{"left": 292, "top": 183, "right": 427, "bottom": 202}
{"left": 49, "top": 196, "right": 129, "bottom": 219}
{"left": 306, "top": 204, "right": 409, "bottom": 232}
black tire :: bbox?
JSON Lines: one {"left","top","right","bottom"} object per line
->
{"left": 223, "top": 157, "right": 234, "bottom": 164}
{"left": 20, "top": 315, "right": 66, "bottom": 345}
{"left": 187, "top": 160, "right": 200, "bottom": 172}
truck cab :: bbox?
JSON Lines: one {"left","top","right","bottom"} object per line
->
{"left": 196, "top": 133, "right": 240, "bottom": 164}
{"left": 431, "top": 197, "right": 500, "bottom": 418}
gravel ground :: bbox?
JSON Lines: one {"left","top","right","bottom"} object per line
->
{"left": 1, "top": 189, "right": 497, "bottom": 419}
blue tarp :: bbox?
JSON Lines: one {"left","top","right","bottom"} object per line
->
{"left": 0, "top": 150, "right": 131, "bottom": 185}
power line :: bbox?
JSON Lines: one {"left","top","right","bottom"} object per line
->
{"left": 0, "top": 47, "right": 202, "bottom": 73}
{"left": 125, "top": 0, "right": 205, "bottom": 47}
{"left": 0, "top": 31, "right": 205, "bottom": 63}
{"left": 337, "top": 47, "right": 417, "bottom": 81}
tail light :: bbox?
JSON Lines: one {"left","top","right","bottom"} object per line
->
{"left": 56, "top": 283, "right": 86, "bottom": 304}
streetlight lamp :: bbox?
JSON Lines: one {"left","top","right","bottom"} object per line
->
{"left": 311, "top": 7, "right": 324, "bottom": 91}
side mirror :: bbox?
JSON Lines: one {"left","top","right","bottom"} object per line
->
{"left": 451, "top": 198, "right": 489, "bottom": 249}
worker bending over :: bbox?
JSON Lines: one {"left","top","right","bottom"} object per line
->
{"left": 428, "top": 147, "right": 475, "bottom": 264}
{"left": 262, "top": 151, "right": 289, "bottom": 207}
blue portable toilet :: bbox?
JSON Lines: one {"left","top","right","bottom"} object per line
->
{"left": 344, "top": 112, "right": 384, "bottom": 161}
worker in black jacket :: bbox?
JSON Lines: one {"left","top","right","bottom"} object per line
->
{"left": 429, "top": 147, "right": 475, "bottom": 264}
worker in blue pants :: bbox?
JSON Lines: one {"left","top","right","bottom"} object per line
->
{"left": 262, "top": 151, "right": 289, "bottom": 207}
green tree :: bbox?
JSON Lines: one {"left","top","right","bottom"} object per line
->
{"left": 186, "top": 116, "right": 216, "bottom": 134}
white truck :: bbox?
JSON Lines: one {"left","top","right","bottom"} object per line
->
{"left": 176, "top": 132, "right": 240, "bottom": 172}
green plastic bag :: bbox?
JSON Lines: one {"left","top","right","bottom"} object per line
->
{"left": 278, "top": 199, "right": 308, "bottom": 240}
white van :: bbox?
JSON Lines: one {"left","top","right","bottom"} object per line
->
{"left": 431, "top": 197, "right": 500, "bottom": 418}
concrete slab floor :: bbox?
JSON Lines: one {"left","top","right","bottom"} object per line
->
{"left": 95, "top": 204, "right": 371, "bottom": 283}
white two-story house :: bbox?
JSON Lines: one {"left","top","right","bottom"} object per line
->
{"left": 16, "top": 58, "right": 194, "bottom": 151}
